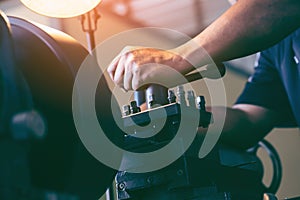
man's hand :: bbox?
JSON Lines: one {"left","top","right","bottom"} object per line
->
{"left": 107, "top": 46, "right": 190, "bottom": 91}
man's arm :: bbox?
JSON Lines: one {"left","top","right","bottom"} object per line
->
{"left": 180, "top": 0, "right": 300, "bottom": 70}
{"left": 198, "top": 104, "right": 278, "bottom": 149}
{"left": 108, "top": 0, "right": 300, "bottom": 91}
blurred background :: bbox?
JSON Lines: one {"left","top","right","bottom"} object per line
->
{"left": 1, "top": 0, "right": 299, "bottom": 199}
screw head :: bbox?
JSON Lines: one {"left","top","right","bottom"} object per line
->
{"left": 118, "top": 182, "right": 126, "bottom": 191}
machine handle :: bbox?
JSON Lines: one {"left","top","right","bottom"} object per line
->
{"left": 248, "top": 139, "right": 282, "bottom": 194}
{"left": 184, "top": 63, "right": 226, "bottom": 83}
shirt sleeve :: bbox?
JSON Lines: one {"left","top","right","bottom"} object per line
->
{"left": 235, "top": 50, "right": 297, "bottom": 127}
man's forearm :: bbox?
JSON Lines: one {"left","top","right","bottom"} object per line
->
{"left": 197, "top": 0, "right": 300, "bottom": 61}
{"left": 177, "top": 0, "right": 300, "bottom": 74}
{"left": 198, "top": 106, "right": 276, "bottom": 149}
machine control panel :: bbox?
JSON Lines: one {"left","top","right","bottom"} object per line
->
{"left": 122, "top": 85, "right": 211, "bottom": 129}
{"left": 119, "top": 85, "right": 212, "bottom": 153}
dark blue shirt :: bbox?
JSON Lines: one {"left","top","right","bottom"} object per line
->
{"left": 236, "top": 29, "right": 300, "bottom": 127}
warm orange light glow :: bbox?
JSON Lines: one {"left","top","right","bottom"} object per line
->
{"left": 20, "top": 0, "right": 102, "bottom": 18}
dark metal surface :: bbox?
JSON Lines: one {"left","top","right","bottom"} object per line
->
{"left": 0, "top": 11, "right": 33, "bottom": 135}
{"left": 4, "top": 16, "right": 117, "bottom": 199}
{"left": 248, "top": 139, "right": 282, "bottom": 194}
{"left": 117, "top": 89, "right": 265, "bottom": 200}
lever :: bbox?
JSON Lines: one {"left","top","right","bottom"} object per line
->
{"left": 184, "top": 63, "right": 226, "bottom": 83}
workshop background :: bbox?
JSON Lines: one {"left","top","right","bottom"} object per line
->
{"left": 1, "top": 0, "right": 299, "bottom": 199}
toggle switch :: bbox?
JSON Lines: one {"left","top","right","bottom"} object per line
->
{"left": 197, "top": 96, "right": 206, "bottom": 111}
{"left": 122, "top": 105, "right": 131, "bottom": 116}
{"left": 176, "top": 85, "right": 187, "bottom": 106}
{"left": 168, "top": 90, "right": 176, "bottom": 104}
{"left": 130, "top": 101, "right": 141, "bottom": 114}
{"left": 187, "top": 90, "right": 196, "bottom": 108}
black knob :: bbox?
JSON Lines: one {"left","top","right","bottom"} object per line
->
{"left": 187, "top": 90, "right": 196, "bottom": 108}
{"left": 197, "top": 96, "right": 206, "bottom": 111}
{"left": 176, "top": 85, "right": 186, "bottom": 106}
{"left": 168, "top": 90, "right": 176, "bottom": 103}
{"left": 122, "top": 105, "right": 131, "bottom": 116}
{"left": 130, "top": 101, "right": 141, "bottom": 114}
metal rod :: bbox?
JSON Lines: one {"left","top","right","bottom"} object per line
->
{"left": 105, "top": 184, "right": 115, "bottom": 200}
{"left": 80, "top": 9, "right": 100, "bottom": 54}
{"left": 145, "top": 84, "right": 168, "bottom": 109}
{"left": 86, "top": 30, "right": 96, "bottom": 53}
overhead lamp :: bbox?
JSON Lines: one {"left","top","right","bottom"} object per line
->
{"left": 20, "top": 0, "right": 102, "bottom": 53}
{"left": 20, "top": 0, "right": 101, "bottom": 18}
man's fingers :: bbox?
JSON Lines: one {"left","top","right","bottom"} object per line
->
{"left": 113, "top": 55, "right": 126, "bottom": 86}
{"left": 124, "top": 61, "right": 134, "bottom": 91}
{"left": 107, "top": 54, "right": 121, "bottom": 81}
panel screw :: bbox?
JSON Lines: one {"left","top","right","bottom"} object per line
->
{"left": 177, "top": 169, "right": 183, "bottom": 176}
{"left": 118, "top": 182, "right": 126, "bottom": 191}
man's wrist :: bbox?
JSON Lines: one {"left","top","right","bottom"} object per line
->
{"left": 172, "top": 39, "right": 213, "bottom": 74}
